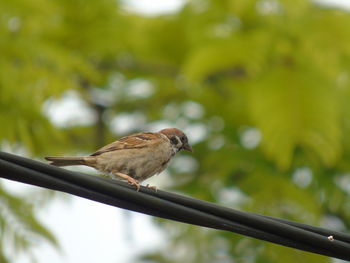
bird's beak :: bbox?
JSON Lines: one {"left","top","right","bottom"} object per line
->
{"left": 183, "top": 144, "right": 193, "bottom": 152}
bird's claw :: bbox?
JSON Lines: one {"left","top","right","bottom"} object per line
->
{"left": 146, "top": 184, "right": 157, "bottom": 192}
{"left": 127, "top": 178, "right": 140, "bottom": 191}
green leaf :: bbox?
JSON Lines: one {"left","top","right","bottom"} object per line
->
{"left": 248, "top": 67, "right": 341, "bottom": 169}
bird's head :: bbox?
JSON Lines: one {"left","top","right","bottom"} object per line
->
{"left": 159, "top": 128, "right": 193, "bottom": 153}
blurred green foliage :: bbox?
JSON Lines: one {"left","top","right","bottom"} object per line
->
{"left": 1, "top": 0, "right": 350, "bottom": 262}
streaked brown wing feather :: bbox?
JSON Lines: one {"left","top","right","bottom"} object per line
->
{"left": 90, "top": 132, "right": 162, "bottom": 156}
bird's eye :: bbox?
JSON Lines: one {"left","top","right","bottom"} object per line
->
{"left": 170, "top": 136, "right": 178, "bottom": 145}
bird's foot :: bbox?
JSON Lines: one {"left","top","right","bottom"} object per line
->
{"left": 114, "top": 172, "right": 140, "bottom": 191}
{"left": 146, "top": 184, "right": 157, "bottom": 192}
{"left": 127, "top": 177, "right": 140, "bottom": 191}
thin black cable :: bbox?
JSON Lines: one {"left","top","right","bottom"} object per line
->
{"left": 0, "top": 152, "right": 349, "bottom": 260}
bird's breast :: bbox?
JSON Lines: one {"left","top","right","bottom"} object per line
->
{"left": 133, "top": 143, "right": 174, "bottom": 181}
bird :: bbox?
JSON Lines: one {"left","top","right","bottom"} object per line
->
{"left": 45, "top": 128, "right": 192, "bottom": 191}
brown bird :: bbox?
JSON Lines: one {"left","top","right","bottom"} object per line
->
{"left": 45, "top": 128, "right": 192, "bottom": 190}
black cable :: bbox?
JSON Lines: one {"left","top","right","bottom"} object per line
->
{"left": 0, "top": 152, "right": 349, "bottom": 260}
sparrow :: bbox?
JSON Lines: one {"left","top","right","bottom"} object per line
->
{"left": 45, "top": 128, "right": 192, "bottom": 190}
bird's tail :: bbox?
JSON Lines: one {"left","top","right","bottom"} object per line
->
{"left": 45, "top": 156, "right": 87, "bottom": 167}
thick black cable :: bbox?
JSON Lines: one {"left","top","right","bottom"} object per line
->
{"left": 0, "top": 158, "right": 323, "bottom": 253}
{"left": 0, "top": 152, "right": 349, "bottom": 260}
{"left": 143, "top": 186, "right": 350, "bottom": 244}
{"left": 2, "top": 157, "right": 324, "bottom": 257}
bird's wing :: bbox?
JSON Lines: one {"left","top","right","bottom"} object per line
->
{"left": 90, "top": 132, "right": 165, "bottom": 156}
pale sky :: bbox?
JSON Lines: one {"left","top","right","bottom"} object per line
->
{"left": 4, "top": 178, "right": 166, "bottom": 263}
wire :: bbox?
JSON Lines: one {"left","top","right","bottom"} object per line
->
{"left": 0, "top": 151, "right": 349, "bottom": 260}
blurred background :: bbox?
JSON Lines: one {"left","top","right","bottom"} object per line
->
{"left": 1, "top": 0, "right": 350, "bottom": 262}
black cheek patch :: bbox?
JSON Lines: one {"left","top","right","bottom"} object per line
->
{"left": 170, "top": 136, "right": 178, "bottom": 145}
